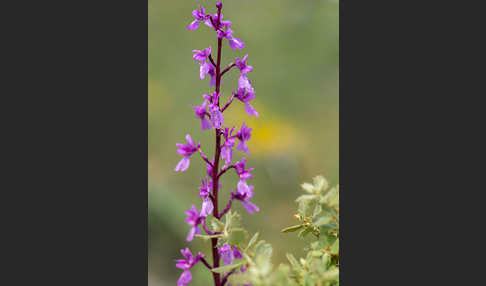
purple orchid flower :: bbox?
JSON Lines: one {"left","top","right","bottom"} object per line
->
{"left": 193, "top": 47, "right": 214, "bottom": 81}
{"left": 187, "top": 5, "right": 208, "bottom": 31}
{"left": 175, "top": 134, "right": 200, "bottom": 172}
{"left": 221, "top": 126, "right": 236, "bottom": 164}
{"left": 217, "top": 28, "right": 245, "bottom": 50}
{"left": 236, "top": 122, "right": 252, "bottom": 153}
{"left": 235, "top": 157, "right": 254, "bottom": 180}
{"left": 235, "top": 55, "right": 253, "bottom": 74}
{"left": 208, "top": 92, "right": 223, "bottom": 129}
{"left": 205, "top": 12, "right": 232, "bottom": 30}
{"left": 192, "top": 46, "right": 211, "bottom": 62}
{"left": 198, "top": 177, "right": 214, "bottom": 217}
{"left": 218, "top": 244, "right": 243, "bottom": 265}
{"left": 218, "top": 244, "right": 234, "bottom": 265}
{"left": 233, "top": 88, "right": 258, "bottom": 117}
{"left": 191, "top": 100, "right": 211, "bottom": 131}
{"left": 185, "top": 205, "right": 204, "bottom": 241}
{"left": 175, "top": 248, "right": 204, "bottom": 286}
{"left": 234, "top": 182, "right": 259, "bottom": 214}
{"left": 238, "top": 74, "right": 255, "bottom": 93}
{"left": 209, "top": 104, "right": 224, "bottom": 129}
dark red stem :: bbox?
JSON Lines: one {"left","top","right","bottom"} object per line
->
{"left": 201, "top": 257, "right": 213, "bottom": 270}
{"left": 218, "top": 165, "right": 236, "bottom": 179}
{"left": 218, "top": 196, "right": 233, "bottom": 219}
{"left": 210, "top": 4, "right": 224, "bottom": 282}
{"left": 220, "top": 62, "right": 236, "bottom": 77}
{"left": 221, "top": 269, "right": 237, "bottom": 286}
{"left": 209, "top": 54, "right": 217, "bottom": 68}
{"left": 221, "top": 93, "right": 235, "bottom": 113}
{"left": 198, "top": 148, "right": 213, "bottom": 168}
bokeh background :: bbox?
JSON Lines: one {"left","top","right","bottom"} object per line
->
{"left": 148, "top": 0, "right": 338, "bottom": 285}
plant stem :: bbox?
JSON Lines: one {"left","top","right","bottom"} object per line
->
{"left": 201, "top": 257, "right": 213, "bottom": 270}
{"left": 210, "top": 30, "right": 224, "bottom": 286}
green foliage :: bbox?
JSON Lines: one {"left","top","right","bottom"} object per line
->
{"left": 220, "top": 175, "right": 339, "bottom": 286}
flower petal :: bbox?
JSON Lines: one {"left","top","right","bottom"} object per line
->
{"left": 177, "top": 270, "right": 192, "bottom": 286}
{"left": 187, "top": 20, "right": 199, "bottom": 31}
{"left": 241, "top": 201, "right": 259, "bottom": 214}
{"left": 175, "top": 157, "right": 190, "bottom": 172}
{"left": 201, "top": 117, "right": 212, "bottom": 131}
{"left": 244, "top": 103, "right": 259, "bottom": 117}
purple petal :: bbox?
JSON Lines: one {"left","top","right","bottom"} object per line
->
{"left": 201, "top": 117, "right": 212, "bottom": 131}
{"left": 202, "top": 93, "right": 212, "bottom": 101}
{"left": 228, "top": 37, "right": 245, "bottom": 50}
{"left": 217, "top": 30, "right": 225, "bottom": 39}
{"left": 233, "top": 246, "right": 243, "bottom": 259}
{"left": 204, "top": 19, "right": 214, "bottom": 29}
{"left": 244, "top": 103, "right": 259, "bottom": 117}
{"left": 191, "top": 9, "right": 200, "bottom": 19}
{"left": 200, "top": 198, "right": 214, "bottom": 217}
{"left": 218, "top": 244, "right": 234, "bottom": 265}
{"left": 237, "top": 180, "right": 250, "bottom": 196}
{"left": 239, "top": 171, "right": 253, "bottom": 180}
{"left": 186, "top": 226, "right": 199, "bottom": 242}
{"left": 237, "top": 141, "right": 249, "bottom": 153}
{"left": 177, "top": 270, "right": 192, "bottom": 286}
{"left": 200, "top": 62, "right": 210, "bottom": 80}
{"left": 241, "top": 201, "right": 259, "bottom": 214}
{"left": 206, "top": 160, "right": 213, "bottom": 177}
{"left": 185, "top": 134, "right": 195, "bottom": 147}
{"left": 210, "top": 107, "right": 224, "bottom": 129}
{"left": 187, "top": 20, "right": 199, "bottom": 31}
{"left": 174, "top": 157, "right": 190, "bottom": 172}
{"left": 222, "top": 20, "right": 232, "bottom": 28}
{"left": 181, "top": 248, "right": 193, "bottom": 261}
{"left": 221, "top": 146, "right": 233, "bottom": 164}
{"left": 238, "top": 74, "right": 254, "bottom": 93}
{"left": 175, "top": 259, "right": 189, "bottom": 270}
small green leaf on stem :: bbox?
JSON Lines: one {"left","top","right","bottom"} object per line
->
{"left": 281, "top": 224, "right": 304, "bottom": 233}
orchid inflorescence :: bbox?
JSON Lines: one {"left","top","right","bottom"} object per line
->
{"left": 173, "top": 3, "right": 259, "bottom": 286}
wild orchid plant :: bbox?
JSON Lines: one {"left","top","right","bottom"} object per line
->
{"left": 174, "top": 2, "right": 259, "bottom": 286}
{"left": 172, "top": 3, "right": 339, "bottom": 286}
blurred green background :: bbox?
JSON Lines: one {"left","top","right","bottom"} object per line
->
{"left": 148, "top": 0, "right": 338, "bottom": 285}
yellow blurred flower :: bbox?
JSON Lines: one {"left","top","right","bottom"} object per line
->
{"left": 224, "top": 103, "right": 301, "bottom": 156}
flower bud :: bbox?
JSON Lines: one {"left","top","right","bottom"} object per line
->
{"left": 216, "top": 2, "right": 222, "bottom": 9}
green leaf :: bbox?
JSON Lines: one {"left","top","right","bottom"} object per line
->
{"left": 313, "top": 175, "right": 328, "bottom": 192}
{"left": 331, "top": 238, "right": 339, "bottom": 255}
{"left": 303, "top": 273, "right": 315, "bottom": 286}
{"left": 323, "top": 267, "right": 339, "bottom": 281}
{"left": 195, "top": 234, "right": 225, "bottom": 240}
{"left": 286, "top": 253, "right": 303, "bottom": 272}
{"left": 298, "top": 227, "right": 313, "bottom": 238}
{"left": 224, "top": 210, "right": 241, "bottom": 232}
{"left": 313, "top": 204, "right": 322, "bottom": 217}
{"left": 281, "top": 225, "right": 304, "bottom": 233}
{"left": 296, "top": 194, "right": 317, "bottom": 203}
{"left": 298, "top": 200, "right": 309, "bottom": 217}
{"left": 245, "top": 232, "right": 259, "bottom": 251}
{"left": 301, "top": 182, "right": 315, "bottom": 193}
{"left": 211, "top": 262, "right": 244, "bottom": 274}
{"left": 320, "top": 223, "right": 338, "bottom": 232}
{"left": 313, "top": 215, "right": 332, "bottom": 227}
{"left": 211, "top": 217, "right": 225, "bottom": 233}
